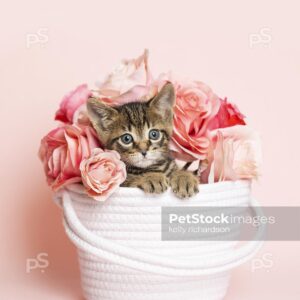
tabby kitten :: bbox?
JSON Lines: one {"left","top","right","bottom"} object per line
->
{"left": 87, "top": 83, "right": 199, "bottom": 198}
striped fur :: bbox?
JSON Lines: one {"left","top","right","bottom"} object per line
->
{"left": 87, "top": 83, "right": 199, "bottom": 198}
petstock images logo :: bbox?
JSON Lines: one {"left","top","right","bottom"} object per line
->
{"left": 161, "top": 206, "right": 300, "bottom": 241}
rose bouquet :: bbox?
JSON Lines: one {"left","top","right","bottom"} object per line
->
{"left": 39, "top": 50, "right": 261, "bottom": 201}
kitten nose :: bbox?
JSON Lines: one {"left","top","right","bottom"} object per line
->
{"left": 141, "top": 151, "right": 147, "bottom": 157}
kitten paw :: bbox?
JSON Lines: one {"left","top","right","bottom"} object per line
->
{"left": 170, "top": 170, "right": 199, "bottom": 199}
{"left": 138, "top": 173, "right": 169, "bottom": 194}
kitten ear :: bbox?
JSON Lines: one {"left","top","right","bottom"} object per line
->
{"left": 149, "top": 83, "right": 175, "bottom": 120}
{"left": 87, "top": 97, "right": 118, "bottom": 133}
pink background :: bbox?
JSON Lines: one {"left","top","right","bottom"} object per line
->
{"left": 1, "top": 0, "right": 299, "bottom": 299}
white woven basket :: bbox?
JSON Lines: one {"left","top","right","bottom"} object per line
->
{"left": 54, "top": 180, "right": 264, "bottom": 300}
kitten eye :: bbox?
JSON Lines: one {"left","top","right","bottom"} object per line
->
{"left": 149, "top": 129, "right": 160, "bottom": 140}
{"left": 120, "top": 134, "right": 133, "bottom": 145}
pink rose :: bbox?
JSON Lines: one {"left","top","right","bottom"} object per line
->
{"left": 80, "top": 148, "right": 126, "bottom": 201}
{"left": 159, "top": 74, "right": 220, "bottom": 161}
{"left": 39, "top": 125, "right": 100, "bottom": 190}
{"left": 207, "top": 97, "right": 246, "bottom": 130}
{"left": 96, "top": 49, "right": 154, "bottom": 105}
{"left": 208, "top": 126, "right": 262, "bottom": 182}
{"left": 55, "top": 84, "right": 91, "bottom": 124}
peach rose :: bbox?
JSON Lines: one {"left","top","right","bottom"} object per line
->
{"left": 39, "top": 125, "right": 100, "bottom": 190}
{"left": 208, "top": 126, "right": 262, "bottom": 182}
{"left": 159, "top": 74, "right": 220, "bottom": 161}
{"left": 208, "top": 97, "right": 246, "bottom": 130}
{"left": 80, "top": 148, "right": 126, "bottom": 201}
{"left": 55, "top": 84, "right": 91, "bottom": 124}
{"left": 96, "top": 49, "right": 154, "bottom": 105}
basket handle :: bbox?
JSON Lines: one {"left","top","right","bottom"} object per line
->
{"left": 62, "top": 191, "right": 265, "bottom": 277}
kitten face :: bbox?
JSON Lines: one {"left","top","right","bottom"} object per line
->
{"left": 87, "top": 83, "right": 175, "bottom": 169}
{"left": 106, "top": 105, "right": 170, "bottom": 168}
